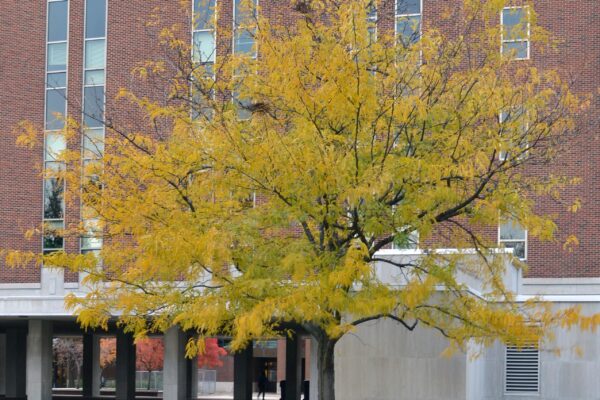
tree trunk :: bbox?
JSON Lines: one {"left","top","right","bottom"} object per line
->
{"left": 316, "top": 336, "right": 337, "bottom": 400}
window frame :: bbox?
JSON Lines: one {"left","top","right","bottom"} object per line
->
{"left": 192, "top": 0, "right": 217, "bottom": 64}
{"left": 43, "top": 0, "right": 70, "bottom": 254}
{"left": 191, "top": 0, "right": 217, "bottom": 121}
{"left": 498, "top": 219, "right": 528, "bottom": 261}
{"left": 501, "top": 6, "right": 530, "bottom": 61}
{"left": 232, "top": 0, "right": 259, "bottom": 120}
{"left": 498, "top": 108, "right": 529, "bottom": 162}
{"left": 232, "top": 0, "right": 259, "bottom": 58}
{"left": 80, "top": 0, "right": 108, "bottom": 255}
{"left": 394, "top": 0, "right": 422, "bottom": 46}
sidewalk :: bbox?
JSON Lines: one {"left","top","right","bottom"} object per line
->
{"left": 197, "top": 393, "right": 280, "bottom": 400}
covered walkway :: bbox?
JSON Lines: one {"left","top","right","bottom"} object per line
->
{"left": 0, "top": 320, "right": 311, "bottom": 400}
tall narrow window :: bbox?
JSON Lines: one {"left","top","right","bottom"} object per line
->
{"left": 233, "top": 0, "right": 258, "bottom": 119}
{"left": 193, "top": 0, "right": 216, "bottom": 64}
{"left": 499, "top": 108, "right": 528, "bottom": 161}
{"left": 43, "top": 0, "right": 69, "bottom": 254}
{"left": 81, "top": 0, "right": 107, "bottom": 255}
{"left": 501, "top": 6, "right": 530, "bottom": 60}
{"left": 192, "top": 0, "right": 216, "bottom": 120}
{"left": 499, "top": 219, "right": 527, "bottom": 260}
{"left": 366, "top": 1, "right": 377, "bottom": 45}
{"left": 233, "top": 0, "right": 258, "bottom": 56}
{"left": 395, "top": 0, "right": 421, "bottom": 46}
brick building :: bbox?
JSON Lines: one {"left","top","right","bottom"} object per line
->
{"left": 0, "top": 1, "right": 599, "bottom": 400}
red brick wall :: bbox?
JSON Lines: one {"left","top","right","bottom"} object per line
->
{"left": 0, "top": 0, "right": 599, "bottom": 282}
{"left": 0, "top": 0, "right": 46, "bottom": 283}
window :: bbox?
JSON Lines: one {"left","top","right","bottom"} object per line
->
{"left": 501, "top": 6, "right": 529, "bottom": 60}
{"left": 498, "top": 108, "right": 528, "bottom": 161}
{"left": 193, "top": 0, "right": 216, "bottom": 64}
{"left": 499, "top": 219, "right": 527, "bottom": 260}
{"left": 192, "top": 0, "right": 217, "bottom": 121}
{"left": 391, "top": 229, "right": 419, "bottom": 250}
{"left": 82, "top": 0, "right": 107, "bottom": 129}
{"left": 366, "top": 1, "right": 377, "bottom": 45}
{"left": 505, "top": 342, "right": 539, "bottom": 394}
{"left": 44, "top": 0, "right": 69, "bottom": 253}
{"left": 233, "top": 0, "right": 258, "bottom": 119}
{"left": 395, "top": 0, "right": 421, "bottom": 46}
{"left": 81, "top": 0, "right": 107, "bottom": 255}
{"left": 233, "top": 0, "right": 258, "bottom": 56}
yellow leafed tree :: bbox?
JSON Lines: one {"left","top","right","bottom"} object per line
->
{"left": 6, "top": 1, "right": 598, "bottom": 398}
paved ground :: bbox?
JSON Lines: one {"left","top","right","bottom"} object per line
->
{"left": 198, "top": 393, "right": 280, "bottom": 400}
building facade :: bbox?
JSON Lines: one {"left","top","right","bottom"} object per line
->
{"left": 0, "top": 0, "right": 599, "bottom": 399}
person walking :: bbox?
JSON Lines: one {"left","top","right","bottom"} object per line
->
{"left": 257, "top": 370, "right": 269, "bottom": 400}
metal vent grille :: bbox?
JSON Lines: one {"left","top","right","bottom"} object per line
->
{"left": 505, "top": 343, "right": 540, "bottom": 393}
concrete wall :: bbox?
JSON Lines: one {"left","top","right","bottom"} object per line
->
{"left": 335, "top": 318, "right": 466, "bottom": 400}
{"left": 336, "top": 303, "right": 600, "bottom": 400}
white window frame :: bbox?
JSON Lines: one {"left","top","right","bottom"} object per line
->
{"left": 390, "top": 228, "right": 419, "bottom": 250}
{"left": 498, "top": 109, "right": 529, "bottom": 161}
{"left": 394, "top": 0, "right": 422, "bottom": 45}
{"left": 232, "top": 0, "right": 259, "bottom": 58}
{"left": 501, "top": 6, "right": 530, "bottom": 61}
{"left": 366, "top": 1, "right": 378, "bottom": 44}
{"left": 192, "top": 0, "right": 217, "bottom": 65}
{"left": 232, "top": 0, "right": 258, "bottom": 120}
{"left": 80, "top": 0, "right": 108, "bottom": 255}
{"left": 504, "top": 341, "right": 540, "bottom": 395}
{"left": 191, "top": 0, "right": 217, "bottom": 121}
{"left": 498, "top": 219, "right": 527, "bottom": 261}
{"left": 43, "top": 0, "right": 70, "bottom": 254}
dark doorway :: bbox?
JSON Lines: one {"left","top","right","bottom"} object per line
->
{"left": 255, "top": 358, "right": 278, "bottom": 392}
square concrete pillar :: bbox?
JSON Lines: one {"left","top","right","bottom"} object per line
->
{"left": 5, "top": 329, "right": 26, "bottom": 398}
{"left": 309, "top": 337, "right": 319, "bottom": 400}
{"left": 0, "top": 333, "right": 6, "bottom": 396}
{"left": 82, "top": 333, "right": 102, "bottom": 398}
{"left": 285, "top": 335, "right": 302, "bottom": 400}
{"left": 233, "top": 345, "right": 253, "bottom": 400}
{"left": 116, "top": 330, "right": 136, "bottom": 400}
{"left": 188, "top": 352, "right": 198, "bottom": 400}
{"left": 163, "top": 327, "right": 188, "bottom": 400}
{"left": 26, "top": 320, "right": 53, "bottom": 400}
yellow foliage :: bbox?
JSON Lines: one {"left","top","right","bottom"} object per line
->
{"left": 4, "top": 0, "right": 598, "bottom": 374}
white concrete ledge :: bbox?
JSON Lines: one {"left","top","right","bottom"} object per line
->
{"left": 0, "top": 283, "right": 41, "bottom": 290}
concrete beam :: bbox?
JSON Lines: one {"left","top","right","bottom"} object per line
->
{"left": 26, "top": 320, "right": 53, "bottom": 400}
{"left": 116, "top": 330, "right": 136, "bottom": 400}
{"left": 233, "top": 345, "right": 253, "bottom": 400}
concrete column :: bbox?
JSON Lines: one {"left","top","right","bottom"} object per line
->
{"left": 26, "top": 320, "right": 53, "bottom": 400}
{"left": 309, "top": 337, "right": 319, "bottom": 400}
{"left": 116, "top": 330, "right": 136, "bottom": 400}
{"left": 163, "top": 327, "right": 188, "bottom": 400}
{"left": 82, "top": 333, "right": 102, "bottom": 398}
{"left": 233, "top": 345, "right": 253, "bottom": 400}
{"left": 0, "top": 333, "right": 6, "bottom": 396}
{"left": 188, "top": 353, "right": 198, "bottom": 400}
{"left": 285, "top": 335, "right": 302, "bottom": 400}
{"left": 6, "top": 330, "right": 26, "bottom": 399}
{"left": 5, "top": 329, "right": 26, "bottom": 398}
